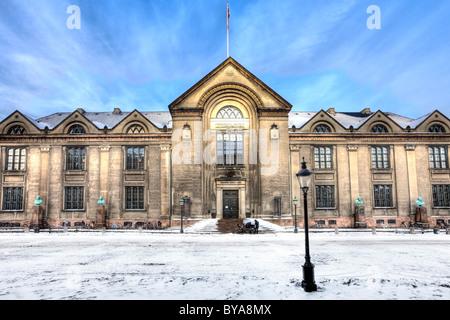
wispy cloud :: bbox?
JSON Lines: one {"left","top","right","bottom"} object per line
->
{"left": 0, "top": 0, "right": 448, "bottom": 120}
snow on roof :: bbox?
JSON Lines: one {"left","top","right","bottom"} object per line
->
{"left": 35, "top": 111, "right": 173, "bottom": 130}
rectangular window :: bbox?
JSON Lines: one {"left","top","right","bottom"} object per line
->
{"left": 429, "top": 146, "right": 448, "bottom": 169}
{"left": 2, "top": 187, "right": 23, "bottom": 211}
{"left": 6, "top": 148, "right": 26, "bottom": 171}
{"left": 64, "top": 186, "right": 84, "bottom": 210}
{"left": 216, "top": 131, "right": 244, "bottom": 166}
{"left": 371, "top": 146, "right": 390, "bottom": 169}
{"left": 374, "top": 184, "right": 393, "bottom": 207}
{"left": 66, "top": 147, "right": 86, "bottom": 170}
{"left": 315, "top": 185, "right": 335, "bottom": 208}
{"left": 126, "top": 147, "right": 145, "bottom": 170}
{"left": 314, "top": 147, "right": 332, "bottom": 169}
{"left": 432, "top": 185, "right": 450, "bottom": 207}
{"left": 125, "top": 186, "right": 144, "bottom": 210}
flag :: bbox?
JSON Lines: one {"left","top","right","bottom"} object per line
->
{"left": 227, "top": 2, "right": 230, "bottom": 31}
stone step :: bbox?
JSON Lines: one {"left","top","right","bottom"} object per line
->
{"left": 217, "top": 219, "right": 244, "bottom": 233}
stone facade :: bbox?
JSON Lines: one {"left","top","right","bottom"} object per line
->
{"left": 0, "top": 58, "right": 449, "bottom": 229}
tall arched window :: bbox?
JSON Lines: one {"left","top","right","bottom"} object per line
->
{"left": 216, "top": 106, "right": 243, "bottom": 119}
{"left": 7, "top": 125, "right": 26, "bottom": 135}
{"left": 370, "top": 124, "right": 389, "bottom": 133}
{"left": 215, "top": 106, "right": 244, "bottom": 166}
{"left": 67, "top": 124, "right": 86, "bottom": 134}
{"left": 127, "top": 124, "right": 145, "bottom": 133}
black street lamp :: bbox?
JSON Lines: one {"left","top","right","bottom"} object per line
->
{"left": 179, "top": 197, "right": 184, "bottom": 233}
{"left": 293, "top": 196, "right": 298, "bottom": 233}
{"left": 296, "top": 157, "right": 317, "bottom": 292}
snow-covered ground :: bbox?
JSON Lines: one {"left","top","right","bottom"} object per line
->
{"left": 0, "top": 219, "right": 449, "bottom": 300}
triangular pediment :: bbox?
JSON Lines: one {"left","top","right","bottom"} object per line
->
{"left": 168, "top": 57, "right": 292, "bottom": 114}
{"left": 0, "top": 110, "right": 43, "bottom": 134}
{"left": 111, "top": 109, "right": 161, "bottom": 133}
{"left": 297, "top": 109, "right": 347, "bottom": 133}
{"left": 413, "top": 110, "right": 450, "bottom": 132}
{"left": 357, "top": 110, "right": 405, "bottom": 133}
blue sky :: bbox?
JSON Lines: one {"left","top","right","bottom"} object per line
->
{"left": 0, "top": 0, "right": 449, "bottom": 120}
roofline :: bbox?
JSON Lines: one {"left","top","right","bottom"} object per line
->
{"left": 168, "top": 57, "right": 292, "bottom": 110}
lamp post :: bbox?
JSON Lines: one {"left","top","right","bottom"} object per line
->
{"left": 179, "top": 197, "right": 184, "bottom": 234}
{"left": 296, "top": 157, "right": 317, "bottom": 292}
{"left": 293, "top": 196, "right": 298, "bottom": 233}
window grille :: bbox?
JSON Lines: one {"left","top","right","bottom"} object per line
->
{"left": 64, "top": 186, "right": 84, "bottom": 210}
{"left": 370, "top": 124, "right": 389, "bottom": 133}
{"left": 2, "top": 187, "right": 23, "bottom": 211}
{"left": 66, "top": 147, "right": 86, "bottom": 170}
{"left": 315, "top": 185, "right": 335, "bottom": 208}
{"left": 7, "top": 125, "right": 26, "bottom": 134}
{"left": 127, "top": 124, "right": 145, "bottom": 133}
{"left": 313, "top": 124, "right": 332, "bottom": 133}
{"left": 428, "top": 124, "right": 446, "bottom": 133}
{"left": 67, "top": 124, "right": 86, "bottom": 134}
{"left": 125, "top": 186, "right": 144, "bottom": 210}
{"left": 432, "top": 185, "right": 450, "bottom": 207}
{"left": 126, "top": 147, "right": 145, "bottom": 170}
{"left": 374, "top": 185, "right": 393, "bottom": 207}
{"left": 216, "top": 106, "right": 243, "bottom": 119}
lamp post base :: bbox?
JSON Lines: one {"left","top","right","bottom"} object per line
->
{"left": 301, "top": 263, "right": 317, "bottom": 292}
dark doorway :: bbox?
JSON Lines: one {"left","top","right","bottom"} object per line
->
{"left": 223, "top": 190, "right": 239, "bottom": 219}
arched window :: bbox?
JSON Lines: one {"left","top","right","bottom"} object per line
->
{"left": 370, "top": 124, "right": 389, "bottom": 133}
{"left": 216, "top": 106, "right": 243, "bottom": 119}
{"left": 428, "top": 124, "right": 446, "bottom": 133}
{"left": 127, "top": 124, "right": 145, "bottom": 134}
{"left": 313, "top": 124, "right": 332, "bottom": 133}
{"left": 7, "top": 125, "right": 26, "bottom": 135}
{"left": 67, "top": 124, "right": 86, "bottom": 134}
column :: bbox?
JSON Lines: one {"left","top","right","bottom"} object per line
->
{"left": 160, "top": 145, "right": 171, "bottom": 218}
{"left": 39, "top": 146, "right": 51, "bottom": 224}
{"left": 99, "top": 146, "right": 110, "bottom": 217}
{"left": 347, "top": 145, "right": 360, "bottom": 205}
{"left": 405, "top": 145, "right": 418, "bottom": 214}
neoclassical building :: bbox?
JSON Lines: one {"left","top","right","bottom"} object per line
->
{"left": 0, "top": 58, "right": 449, "bottom": 229}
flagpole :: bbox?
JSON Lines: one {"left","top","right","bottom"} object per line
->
{"left": 227, "top": 2, "right": 230, "bottom": 58}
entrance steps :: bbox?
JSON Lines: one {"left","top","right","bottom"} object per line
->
{"left": 217, "top": 219, "right": 244, "bottom": 233}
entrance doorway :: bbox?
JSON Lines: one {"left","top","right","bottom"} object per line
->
{"left": 223, "top": 190, "right": 239, "bottom": 219}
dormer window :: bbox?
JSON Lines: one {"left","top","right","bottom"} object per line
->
{"left": 313, "top": 124, "right": 332, "bottom": 133}
{"left": 428, "top": 124, "right": 446, "bottom": 133}
{"left": 370, "top": 124, "right": 389, "bottom": 133}
{"left": 7, "top": 125, "right": 26, "bottom": 135}
{"left": 127, "top": 124, "right": 145, "bottom": 134}
{"left": 67, "top": 124, "right": 86, "bottom": 134}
